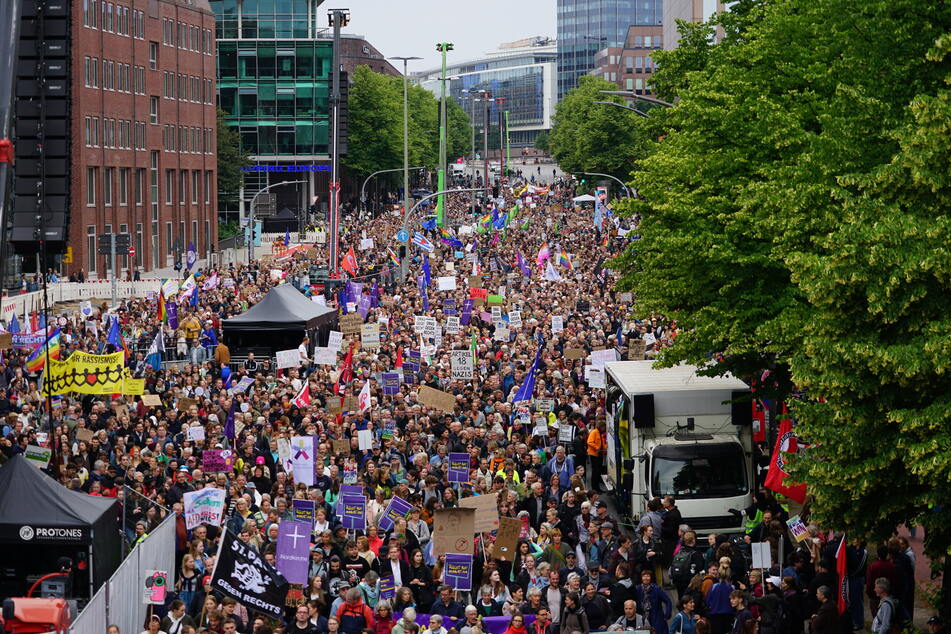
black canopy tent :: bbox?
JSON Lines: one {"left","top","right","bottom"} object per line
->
{"left": 0, "top": 455, "right": 120, "bottom": 601}
{"left": 222, "top": 283, "right": 338, "bottom": 354}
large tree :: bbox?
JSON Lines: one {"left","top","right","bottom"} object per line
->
{"left": 216, "top": 109, "right": 247, "bottom": 207}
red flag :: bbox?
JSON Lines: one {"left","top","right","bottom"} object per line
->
{"left": 334, "top": 343, "right": 354, "bottom": 395}
{"left": 836, "top": 535, "right": 849, "bottom": 615}
{"left": 763, "top": 410, "right": 807, "bottom": 503}
{"left": 292, "top": 382, "right": 311, "bottom": 408}
{"left": 341, "top": 246, "right": 358, "bottom": 276}
{"left": 394, "top": 346, "right": 403, "bottom": 369}
{"left": 29, "top": 311, "right": 38, "bottom": 332}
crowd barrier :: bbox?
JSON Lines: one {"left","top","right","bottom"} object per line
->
{"left": 1, "top": 280, "right": 165, "bottom": 323}
{"left": 70, "top": 513, "right": 176, "bottom": 634}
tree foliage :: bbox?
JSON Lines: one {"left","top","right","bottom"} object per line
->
{"left": 548, "top": 75, "right": 650, "bottom": 181}
{"left": 216, "top": 109, "right": 248, "bottom": 205}
{"left": 613, "top": 0, "right": 951, "bottom": 566}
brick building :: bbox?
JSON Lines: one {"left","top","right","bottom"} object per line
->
{"left": 70, "top": 0, "right": 217, "bottom": 278}
{"left": 590, "top": 25, "right": 663, "bottom": 97}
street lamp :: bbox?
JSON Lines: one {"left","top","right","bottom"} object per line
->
{"left": 327, "top": 8, "right": 350, "bottom": 275}
{"left": 389, "top": 56, "right": 422, "bottom": 220}
{"left": 435, "top": 42, "right": 454, "bottom": 227}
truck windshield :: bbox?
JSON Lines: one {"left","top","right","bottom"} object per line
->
{"left": 651, "top": 443, "right": 748, "bottom": 499}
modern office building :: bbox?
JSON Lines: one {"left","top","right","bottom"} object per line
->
{"left": 663, "top": 0, "right": 725, "bottom": 50}
{"left": 55, "top": 0, "right": 217, "bottom": 278}
{"left": 416, "top": 37, "right": 557, "bottom": 149}
{"left": 590, "top": 24, "right": 663, "bottom": 95}
{"left": 556, "top": 0, "right": 662, "bottom": 101}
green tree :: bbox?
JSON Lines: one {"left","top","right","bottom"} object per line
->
{"left": 446, "top": 98, "right": 473, "bottom": 162}
{"left": 548, "top": 75, "right": 648, "bottom": 181}
{"left": 217, "top": 109, "right": 247, "bottom": 206}
{"left": 344, "top": 65, "right": 403, "bottom": 178}
{"left": 534, "top": 130, "right": 550, "bottom": 153}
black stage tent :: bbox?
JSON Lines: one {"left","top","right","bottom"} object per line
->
{"left": 0, "top": 455, "right": 120, "bottom": 600}
{"left": 222, "top": 283, "right": 338, "bottom": 354}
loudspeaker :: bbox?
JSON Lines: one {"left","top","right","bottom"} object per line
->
{"left": 632, "top": 394, "right": 655, "bottom": 429}
{"left": 10, "top": 0, "right": 72, "bottom": 258}
{"left": 731, "top": 391, "right": 752, "bottom": 426}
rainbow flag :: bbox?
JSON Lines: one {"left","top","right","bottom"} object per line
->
{"left": 602, "top": 233, "right": 610, "bottom": 247}
{"left": 26, "top": 329, "right": 61, "bottom": 373}
{"left": 387, "top": 248, "right": 400, "bottom": 267}
{"left": 479, "top": 212, "right": 492, "bottom": 226}
{"left": 558, "top": 250, "right": 574, "bottom": 271}
{"left": 157, "top": 292, "right": 167, "bottom": 323}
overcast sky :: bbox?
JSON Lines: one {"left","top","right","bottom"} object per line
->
{"left": 329, "top": 0, "right": 557, "bottom": 72}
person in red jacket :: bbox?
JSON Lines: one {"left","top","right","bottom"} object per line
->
{"left": 335, "top": 587, "right": 375, "bottom": 634}
{"left": 866, "top": 545, "right": 900, "bottom": 615}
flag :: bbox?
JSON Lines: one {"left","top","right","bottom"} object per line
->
{"left": 190, "top": 284, "right": 199, "bottom": 308}
{"left": 387, "top": 248, "right": 400, "bottom": 268}
{"left": 186, "top": 242, "right": 197, "bottom": 270}
{"left": 358, "top": 379, "right": 371, "bottom": 412}
{"left": 513, "top": 341, "right": 543, "bottom": 403}
{"left": 395, "top": 346, "right": 403, "bottom": 369}
{"left": 38, "top": 312, "right": 46, "bottom": 331}
{"left": 157, "top": 292, "right": 167, "bottom": 323}
{"left": 284, "top": 228, "right": 291, "bottom": 246}
{"left": 558, "top": 249, "right": 574, "bottom": 270}
{"left": 202, "top": 273, "right": 219, "bottom": 290}
{"left": 341, "top": 246, "right": 358, "bottom": 276}
{"left": 763, "top": 413, "right": 808, "bottom": 503}
{"left": 470, "top": 330, "right": 478, "bottom": 364}
{"left": 292, "top": 382, "right": 311, "bottom": 408}
{"left": 836, "top": 535, "right": 849, "bottom": 615}
{"left": 412, "top": 232, "right": 435, "bottom": 253}
{"left": 536, "top": 242, "right": 551, "bottom": 266}
{"left": 107, "top": 316, "right": 124, "bottom": 350}
{"left": 146, "top": 331, "right": 165, "bottom": 371}
{"left": 544, "top": 261, "right": 562, "bottom": 282}
{"left": 8, "top": 313, "right": 20, "bottom": 334}
{"left": 334, "top": 343, "right": 354, "bottom": 395}
{"left": 167, "top": 301, "right": 179, "bottom": 330}
{"left": 210, "top": 529, "right": 287, "bottom": 619}
{"left": 29, "top": 312, "right": 38, "bottom": 333}
{"left": 26, "top": 329, "right": 60, "bottom": 373}
{"left": 516, "top": 252, "right": 531, "bottom": 278}
{"left": 223, "top": 398, "right": 236, "bottom": 440}
{"left": 422, "top": 255, "right": 431, "bottom": 287}
{"left": 421, "top": 217, "right": 437, "bottom": 231}
{"left": 418, "top": 275, "right": 429, "bottom": 313}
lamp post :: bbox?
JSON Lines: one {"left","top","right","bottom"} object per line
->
{"left": 494, "top": 97, "right": 506, "bottom": 177}
{"left": 474, "top": 92, "right": 495, "bottom": 199}
{"left": 246, "top": 180, "right": 307, "bottom": 262}
{"left": 389, "top": 56, "right": 422, "bottom": 219}
{"left": 327, "top": 8, "right": 350, "bottom": 275}
{"left": 435, "top": 42, "right": 454, "bottom": 227}
{"left": 575, "top": 171, "right": 633, "bottom": 199}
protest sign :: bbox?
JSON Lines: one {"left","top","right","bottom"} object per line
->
{"left": 341, "top": 495, "right": 367, "bottom": 530}
{"left": 494, "top": 517, "right": 521, "bottom": 561}
{"left": 314, "top": 347, "right": 337, "bottom": 365}
{"left": 381, "top": 372, "right": 401, "bottom": 396}
{"left": 444, "top": 553, "right": 474, "bottom": 591}
{"left": 276, "top": 520, "right": 311, "bottom": 584}
{"left": 141, "top": 393, "right": 163, "bottom": 407}
{"left": 590, "top": 348, "right": 619, "bottom": 369}
{"left": 508, "top": 310, "right": 522, "bottom": 329}
{"left": 534, "top": 399, "right": 554, "bottom": 412}
{"left": 360, "top": 323, "right": 380, "bottom": 349}
{"left": 184, "top": 488, "right": 226, "bottom": 529}
{"left": 629, "top": 339, "right": 646, "bottom": 360}
{"left": 379, "top": 575, "right": 396, "bottom": 601}
{"left": 332, "top": 438, "right": 349, "bottom": 455}
{"left": 564, "top": 348, "right": 585, "bottom": 360}
{"left": 447, "top": 452, "right": 470, "bottom": 483}
{"left": 458, "top": 494, "right": 500, "bottom": 532}
{"left": 551, "top": 315, "right": 564, "bottom": 334}
{"left": 445, "top": 316, "right": 460, "bottom": 334}
{"left": 433, "top": 507, "right": 476, "bottom": 557}
{"left": 558, "top": 424, "right": 576, "bottom": 443}
{"left": 292, "top": 499, "right": 316, "bottom": 524}
{"left": 359, "top": 238, "right": 374, "bottom": 250}
{"left": 187, "top": 425, "right": 205, "bottom": 442}
{"left": 378, "top": 496, "right": 414, "bottom": 532}
{"left": 786, "top": 515, "right": 809, "bottom": 543}
{"left": 24, "top": 445, "right": 51, "bottom": 468}
{"left": 75, "top": 427, "right": 95, "bottom": 443}
{"left": 358, "top": 429, "right": 373, "bottom": 451}
{"left": 450, "top": 350, "right": 474, "bottom": 380}
{"left": 494, "top": 327, "right": 510, "bottom": 341}
{"left": 339, "top": 313, "right": 363, "bottom": 334}
{"left": 437, "top": 276, "right": 457, "bottom": 291}
{"left": 327, "top": 330, "right": 344, "bottom": 351}
{"left": 290, "top": 436, "right": 315, "bottom": 486}
{"left": 0, "top": 333, "right": 11, "bottom": 350}
{"left": 418, "top": 385, "right": 457, "bottom": 413}
{"left": 212, "top": 531, "right": 287, "bottom": 619}
{"left": 277, "top": 438, "right": 292, "bottom": 469}
{"left": 202, "top": 449, "right": 236, "bottom": 473}
{"left": 586, "top": 366, "right": 606, "bottom": 388}
{"left": 143, "top": 570, "right": 169, "bottom": 605}
{"left": 275, "top": 349, "right": 300, "bottom": 369}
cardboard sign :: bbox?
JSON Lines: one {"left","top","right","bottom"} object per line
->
{"left": 417, "top": 385, "right": 457, "bottom": 413}
{"left": 178, "top": 397, "right": 198, "bottom": 412}
{"left": 564, "top": 348, "right": 585, "bottom": 360}
{"left": 75, "top": 428, "right": 95, "bottom": 443}
{"left": 535, "top": 399, "right": 554, "bottom": 412}
{"left": 450, "top": 350, "right": 474, "bottom": 380}
{"left": 586, "top": 366, "right": 606, "bottom": 388}
{"left": 332, "top": 438, "right": 349, "bottom": 454}
{"left": 432, "top": 507, "right": 476, "bottom": 557}
{"left": 327, "top": 399, "right": 343, "bottom": 415}
{"left": 141, "top": 393, "right": 162, "bottom": 406}
{"left": 0, "top": 332, "right": 12, "bottom": 350}
{"left": 276, "top": 349, "right": 300, "bottom": 369}
{"left": 360, "top": 323, "right": 380, "bottom": 349}
{"left": 494, "top": 516, "right": 521, "bottom": 561}
{"left": 339, "top": 313, "right": 364, "bottom": 335}
{"left": 629, "top": 339, "right": 646, "bottom": 360}
{"left": 143, "top": 570, "right": 169, "bottom": 605}
{"left": 458, "top": 494, "right": 500, "bottom": 532}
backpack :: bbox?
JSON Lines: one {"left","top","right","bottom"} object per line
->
{"left": 882, "top": 597, "right": 912, "bottom": 634}
{"left": 670, "top": 548, "right": 703, "bottom": 584}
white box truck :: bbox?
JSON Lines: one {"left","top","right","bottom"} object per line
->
{"left": 604, "top": 361, "right": 753, "bottom": 533}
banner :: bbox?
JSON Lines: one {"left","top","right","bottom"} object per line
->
{"left": 447, "top": 452, "right": 470, "bottom": 483}
{"left": 212, "top": 530, "right": 288, "bottom": 618}
{"left": 341, "top": 495, "right": 367, "bottom": 530}
{"left": 378, "top": 496, "right": 414, "bottom": 532}
{"left": 290, "top": 436, "right": 315, "bottom": 487}
{"left": 381, "top": 372, "right": 401, "bottom": 396}
{"left": 44, "top": 351, "right": 125, "bottom": 395}
{"left": 183, "top": 488, "right": 226, "bottom": 529}
{"left": 202, "top": 449, "right": 236, "bottom": 473}
{"left": 276, "top": 520, "right": 311, "bottom": 584}
{"left": 444, "top": 553, "right": 474, "bottom": 591}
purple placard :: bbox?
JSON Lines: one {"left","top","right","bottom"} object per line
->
{"left": 357, "top": 294, "right": 372, "bottom": 320}
{"left": 403, "top": 350, "right": 420, "bottom": 372}
{"left": 380, "top": 575, "right": 396, "bottom": 601}
{"left": 403, "top": 368, "right": 417, "bottom": 385}
{"left": 292, "top": 499, "right": 315, "bottom": 523}
{"left": 447, "top": 452, "right": 470, "bottom": 483}
{"left": 444, "top": 553, "right": 473, "bottom": 591}
{"left": 341, "top": 494, "right": 366, "bottom": 530}
{"left": 336, "top": 484, "right": 364, "bottom": 513}
{"left": 479, "top": 311, "right": 493, "bottom": 322}
{"left": 460, "top": 299, "right": 474, "bottom": 326}
{"left": 378, "top": 496, "right": 414, "bottom": 532}
{"left": 381, "top": 372, "right": 401, "bottom": 396}
{"left": 167, "top": 301, "right": 179, "bottom": 330}
{"left": 276, "top": 519, "right": 311, "bottom": 584}
{"left": 443, "top": 298, "right": 458, "bottom": 315}
{"left": 202, "top": 449, "right": 236, "bottom": 473}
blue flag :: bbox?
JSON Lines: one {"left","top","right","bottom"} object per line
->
{"left": 190, "top": 285, "right": 199, "bottom": 308}
{"left": 284, "top": 228, "right": 291, "bottom": 246}
{"left": 513, "top": 341, "right": 544, "bottom": 403}
{"left": 421, "top": 217, "right": 437, "bottom": 231}
{"left": 417, "top": 275, "right": 429, "bottom": 313}
{"left": 107, "top": 316, "right": 123, "bottom": 351}
{"left": 422, "top": 255, "right": 431, "bottom": 288}
{"left": 38, "top": 312, "right": 46, "bottom": 330}
{"left": 8, "top": 313, "right": 19, "bottom": 334}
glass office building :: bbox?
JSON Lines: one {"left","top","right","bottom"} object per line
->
{"left": 417, "top": 38, "right": 557, "bottom": 148}
{"left": 557, "top": 0, "right": 662, "bottom": 100}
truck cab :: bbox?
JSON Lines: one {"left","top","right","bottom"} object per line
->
{"left": 604, "top": 361, "right": 753, "bottom": 534}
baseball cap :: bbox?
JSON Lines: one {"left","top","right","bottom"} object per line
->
{"left": 600, "top": 522, "right": 614, "bottom": 531}
{"left": 767, "top": 576, "right": 782, "bottom": 587}
{"left": 595, "top": 501, "right": 608, "bottom": 509}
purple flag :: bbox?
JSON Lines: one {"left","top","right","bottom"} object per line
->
{"left": 418, "top": 275, "right": 429, "bottom": 313}
{"left": 378, "top": 495, "right": 414, "bottom": 532}
{"left": 276, "top": 520, "right": 311, "bottom": 584}
{"left": 517, "top": 252, "right": 531, "bottom": 278}
{"left": 460, "top": 299, "right": 474, "bottom": 326}
{"left": 443, "top": 298, "right": 457, "bottom": 315}
{"left": 223, "top": 399, "right": 236, "bottom": 440}
{"left": 422, "top": 255, "right": 431, "bottom": 287}
{"left": 370, "top": 282, "right": 380, "bottom": 308}
{"left": 357, "top": 294, "right": 371, "bottom": 320}
{"left": 447, "top": 452, "right": 470, "bottom": 483}
{"left": 167, "top": 301, "right": 179, "bottom": 330}
{"left": 444, "top": 553, "right": 474, "bottom": 590}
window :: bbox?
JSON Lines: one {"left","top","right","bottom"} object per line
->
{"left": 118, "top": 168, "right": 129, "bottom": 205}
{"left": 204, "top": 171, "right": 211, "bottom": 203}
{"left": 84, "top": 117, "right": 92, "bottom": 146}
{"left": 166, "top": 222, "right": 173, "bottom": 255}
{"left": 135, "top": 168, "right": 144, "bottom": 205}
{"left": 625, "top": 78, "right": 634, "bottom": 90}
{"left": 149, "top": 42, "right": 158, "bottom": 70}
{"left": 119, "top": 224, "right": 129, "bottom": 269}
{"left": 103, "top": 167, "right": 113, "bottom": 206}
{"left": 86, "top": 167, "right": 96, "bottom": 205}
{"left": 84, "top": 57, "right": 91, "bottom": 86}
{"left": 151, "top": 152, "right": 159, "bottom": 269}
{"left": 87, "top": 226, "right": 97, "bottom": 272}
{"left": 134, "top": 66, "right": 145, "bottom": 94}
{"left": 165, "top": 170, "right": 174, "bottom": 204}
{"left": 150, "top": 96, "right": 158, "bottom": 124}
{"left": 179, "top": 170, "right": 186, "bottom": 204}
{"left": 651, "top": 444, "right": 748, "bottom": 499}
{"left": 192, "top": 221, "right": 198, "bottom": 249}
{"left": 90, "top": 57, "right": 99, "bottom": 87}
{"left": 191, "top": 171, "right": 198, "bottom": 203}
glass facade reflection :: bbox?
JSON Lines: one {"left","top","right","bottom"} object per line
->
{"left": 557, "top": 0, "right": 662, "bottom": 100}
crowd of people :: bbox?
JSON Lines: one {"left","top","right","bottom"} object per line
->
{"left": 0, "top": 179, "right": 932, "bottom": 634}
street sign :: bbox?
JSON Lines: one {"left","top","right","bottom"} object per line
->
{"left": 255, "top": 193, "right": 277, "bottom": 216}
{"left": 115, "top": 233, "right": 131, "bottom": 248}
{"left": 128, "top": 245, "right": 136, "bottom": 257}
{"left": 396, "top": 229, "right": 409, "bottom": 242}
{"left": 97, "top": 234, "right": 112, "bottom": 255}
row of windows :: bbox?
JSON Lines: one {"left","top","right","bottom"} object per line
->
{"left": 85, "top": 218, "right": 212, "bottom": 272}
{"left": 82, "top": 0, "right": 145, "bottom": 39}
{"left": 162, "top": 17, "right": 214, "bottom": 55}
{"left": 86, "top": 166, "right": 212, "bottom": 208}
{"left": 83, "top": 58, "right": 146, "bottom": 94}
{"left": 84, "top": 117, "right": 146, "bottom": 150}
{"left": 162, "top": 72, "right": 215, "bottom": 105}
{"left": 161, "top": 125, "right": 215, "bottom": 155}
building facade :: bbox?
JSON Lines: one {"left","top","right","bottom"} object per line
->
{"left": 556, "top": 0, "right": 662, "bottom": 101}
{"left": 590, "top": 25, "right": 663, "bottom": 96}
{"left": 416, "top": 37, "right": 557, "bottom": 149}
{"left": 70, "top": 0, "right": 218, "bottom": 278}
{"left": 662, "top": 0, "right": 725, "bottom": 50}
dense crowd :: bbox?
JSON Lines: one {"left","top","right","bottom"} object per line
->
{"left": 0, "top": 181, "right": 930, "bottom": 634}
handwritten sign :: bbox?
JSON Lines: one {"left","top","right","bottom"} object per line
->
{"left": 202, "top": 449, "right": 236, "bottom": 473}
{"left": 418, "top": 385, "right": 457, "bottom": 413}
